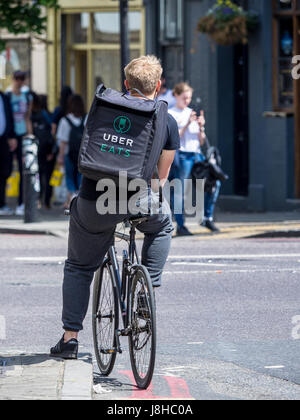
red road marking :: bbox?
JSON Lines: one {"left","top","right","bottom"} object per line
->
{"left": 120, "top": 370, "right": 193, "bottom": 399}
{"left": 163, "top": 376, "right": 193, "bottom": 399}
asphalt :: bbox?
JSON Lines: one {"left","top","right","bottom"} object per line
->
{"left": 1, "top": 205, "right": 300, "bottom": 400}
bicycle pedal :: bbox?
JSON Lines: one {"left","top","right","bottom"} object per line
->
{"left": 100, "top": 348, "right": 117, "bottom": 355}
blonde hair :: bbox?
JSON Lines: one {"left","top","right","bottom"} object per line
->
{"left": 124, "top": 55, "right": 163, "bottom": 95}
{"left": 173, "top": 82, "right": 193, "bottom": 96}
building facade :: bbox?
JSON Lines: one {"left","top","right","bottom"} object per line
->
{"left": 0, "top": 31, "right": 47, "bottom": 94}
{"left": 47, "top": 0, "right": 145, "bottom": 110}
{"left": 149, "top": 0, "right": 300, "bottom": 212}
{"left": 46, "top": 0, "right": 299, "bottom": 211}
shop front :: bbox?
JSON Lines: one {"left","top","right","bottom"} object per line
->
{"left": 47, "top": 0, "right": 145, "bottom": 110}
{"left": 175, "top": 0, "right": 300, "bottom": 211}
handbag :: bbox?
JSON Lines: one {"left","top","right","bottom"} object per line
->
{"left": 50, "top": 165, "right": 64, "bottom": 187}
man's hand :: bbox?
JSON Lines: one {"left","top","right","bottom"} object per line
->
{"left": 8, "top": 138, "right": 17, "bottom": 152}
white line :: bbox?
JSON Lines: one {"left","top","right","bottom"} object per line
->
{"left": 172, "top": 262, "right": 235, "bottom": 267}
{"left": 14, "top": 257, "right": 65, "bottom": 262}
{"left": 168, "top": 254, "right": 300, "bottom": 260}
{"left": 0, "top": 315, "right": 6, "bottom": 340}
{"left": 164, "top": 268, "right": 300, "bottom": 275}
{"left": 264, "top": 366, "right": 285, "bottom": 370}
{"left": 14, "top": 254, "right": 300, "bottom": 262}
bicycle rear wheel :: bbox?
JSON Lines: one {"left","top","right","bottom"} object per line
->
{"left": 92, "top": 261, "right": 119, "bottom": 376}
{"left": 128, "top": 265, "right": 156, "bottom": 389}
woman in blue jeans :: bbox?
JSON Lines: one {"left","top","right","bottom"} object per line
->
{"left": 169, "top": 83, "right": 220, "bottom": 235}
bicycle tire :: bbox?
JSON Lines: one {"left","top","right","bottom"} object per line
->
{"left": 92, "top": 261, "right": 119, "bottom": 376}
{"left": 128, "top": 265, "right": 156, "bottom": 389}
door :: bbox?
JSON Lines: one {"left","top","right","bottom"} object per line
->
{"left": 233, "top": 44, "right": 249, "bottom": 196}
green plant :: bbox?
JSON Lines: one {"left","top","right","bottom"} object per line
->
{"left": 197, "top": 0, "right": 259, "bottom": 46}
{"left": 0, "top": 0, "right": 59, "bottom": 51}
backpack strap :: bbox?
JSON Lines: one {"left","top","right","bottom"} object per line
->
{"left": 65, "top": 116, "right": 84, "bottom": 128}
{"left": 64, "top": 116, "right": 75, "bottom": 128}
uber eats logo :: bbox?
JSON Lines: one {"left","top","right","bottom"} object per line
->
{"left": 100, "top": 116, "right": 133, "bottom": 158}
{"left": 114, "top": 116, "right": 131, "bottom": 134}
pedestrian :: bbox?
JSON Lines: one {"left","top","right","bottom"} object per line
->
{"left": 193, "top": 138, "right": 223, "bottom": 233}
{"left": 56, "top": 94, "right": 85, "bottom": 209}
{"left": 39, "top": 94, "right": 53, "bottom": 126}
{"left": 6, "top": 70, "right": 33, "bottom": 216}
{"left": 168, "top": 82, "right": 206, "bottom": 236}
{"left": 0, "top": 90, "right": 17, "bottom": 216}
{"left": 50, "top": 55, "right": 180, "bottom": 359}
{"left": 157, "top": 76, "right": 176, "bottom": 109}
{"left": 51, "top": 86, "right": 73, "bottom": 136}
{"left": 31, "top": 93, "right": 56, "bottom": 209}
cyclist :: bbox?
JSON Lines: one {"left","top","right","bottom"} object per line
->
{"left": 50, "top": 56, "right": 180, "bottom": 359}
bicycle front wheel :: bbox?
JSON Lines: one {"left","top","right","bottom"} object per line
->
{"left": 128, "top": 266, "right": 156, "bottom": 389}
{"left": 92, "top": 262, "right": 119, "bottom": 376}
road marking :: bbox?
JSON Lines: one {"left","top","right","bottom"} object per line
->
{"left": 172, "top": 262, "right": 235, "bottom": 267}
{"left": 168, "top": 254, "right": 300, "bottom": 260}
{"left": 264, "top": 366, "right": 285, "bottom": 370}
{"left": 14, "top": 257, "right": 65, "bottom": 262}
{"left": 120, "top": 370, "right": 194, "bottom": 400}
{"left": 164, "top": 268, "right": 300, "bottom": 275}
{"left": 0, "top": 316, "right": 6, "bottom": 340}
{"left": 187, "top": 342, "right": 204, "bottom": 345}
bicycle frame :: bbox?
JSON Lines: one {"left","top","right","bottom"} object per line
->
{"left": 108, "top": 220, "right": 144, "bottom": 348}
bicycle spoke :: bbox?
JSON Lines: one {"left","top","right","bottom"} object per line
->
{"left": 93, "top": 264, "right": 118, "bottom": 376}
{"left": 129, "top": 267, "right": 156, "bottom": 389}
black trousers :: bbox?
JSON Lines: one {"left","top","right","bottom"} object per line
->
{"left": 62, "top": 196, "right": 174, "bottom": 332}
{"left": 0, "top": 135, "right": 13, "bottom": 208}
{"left": 39, "top": 157, "right": 56, "bottom": 207}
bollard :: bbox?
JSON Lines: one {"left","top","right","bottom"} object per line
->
{"left": 22, "top": 135, "right": 40, "bottom": 224}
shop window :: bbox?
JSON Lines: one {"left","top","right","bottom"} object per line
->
{"left": 0, "top": 39, "right": 31, "bottom": 91}
{"left": 93, "top": 11, "right": 141, "bottom": 44}
{"left": 63, "top": 7, "right": 145, "bottom": 106}
{"left": 93, "top": 49, "right": 140, "bottom": 92}
{"left": 70, "top": 13, "right": 90, "bottom": 44}
{"left": 272, "top": 0, "right": 300, "bottom": 111}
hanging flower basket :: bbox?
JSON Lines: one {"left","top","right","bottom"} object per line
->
{"left": 197, "top": 0, "right": 259, "bottom": 46}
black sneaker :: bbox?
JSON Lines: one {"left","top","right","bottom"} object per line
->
{"left": 176, "top": 226, "right": 193, "bottom": 237}
{"left": 50, "top": 335, "right": 78, "bottom": 360}
{"left": 201, "top": 220, "right": 220, "bottom": 233}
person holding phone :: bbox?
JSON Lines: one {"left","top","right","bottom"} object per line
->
{"left": 169, "top": 82, "right": 206, "bottom": 236}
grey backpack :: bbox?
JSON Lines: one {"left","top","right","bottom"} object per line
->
{"left": 78, "top": 85, "right": 168, "bottom": 183}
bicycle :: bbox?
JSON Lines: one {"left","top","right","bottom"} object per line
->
{"left": 92, "top": 215, "right": 157, "bottom": 390}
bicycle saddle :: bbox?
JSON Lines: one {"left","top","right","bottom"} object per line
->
{"left": 128, "top": 213, "right": 150, "bottom": 224}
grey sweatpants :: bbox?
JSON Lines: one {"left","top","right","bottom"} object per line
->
{"left": 62, "top": 196, "right": 174, "bottom": 332}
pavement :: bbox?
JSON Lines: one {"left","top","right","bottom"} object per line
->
{"left": 0, "top": 353, "right": 93, "bottom": 400}
{"left": 0, "top": 205, "right": 299, "bottom": 240}
{"left": 1, "top": 204, "right": 300, "bottom": 400}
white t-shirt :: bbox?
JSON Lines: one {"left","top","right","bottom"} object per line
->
{"left": 56, "top": 113, "right": 84, "bottom": 154}
{"left": 158, "top": 89, "right": 176, "bottom": 109}
{"left": 168, "top": 106, "right": 200, "bottom": 153}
